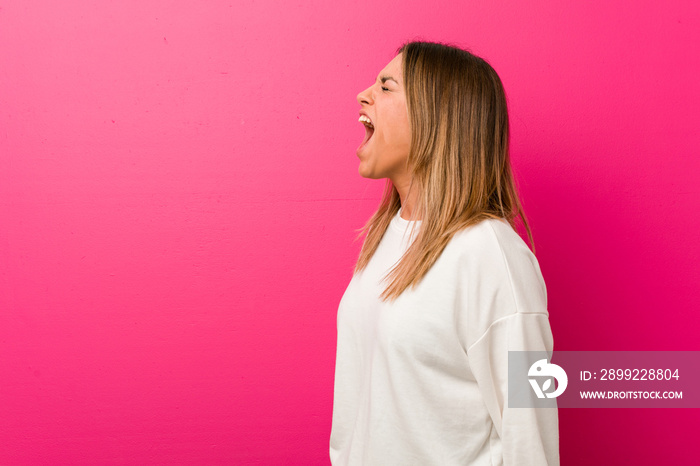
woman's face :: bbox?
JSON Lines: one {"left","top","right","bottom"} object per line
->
{"left": 356, "top": 53, "right": 411, "bottom": 181}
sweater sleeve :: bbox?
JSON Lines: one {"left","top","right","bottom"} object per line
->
{"left": 467, "top": 312, "right": 560, "bottom": 465}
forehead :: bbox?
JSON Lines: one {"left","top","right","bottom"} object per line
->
{"left": 378, "top": 53, "right": 403, "bottom": 82}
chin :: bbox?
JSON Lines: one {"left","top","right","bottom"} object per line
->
{"left": 358, "top": 168, "right": 372, "bottom": 179}
{"left": 358, "top": 165, "right": 381, "bottom": 180}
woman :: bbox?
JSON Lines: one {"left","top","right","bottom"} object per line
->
{"left": 329, "top": 41, "right": 559, "bottom": 465}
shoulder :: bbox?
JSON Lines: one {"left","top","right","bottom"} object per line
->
{"left": 448, "top": 218, "right": 533, "bottom": 266}
{"left": 448, "top": 217, "right": 547, "bottom": 312}
{"left": 446, "top": 218, "right": 549, "bottom": 350}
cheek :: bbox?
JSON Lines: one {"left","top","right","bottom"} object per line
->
{"left": 397, "top": 107, "right": 411, "bottom": 141}
{"left": 380, "top": 113, "right": 410, "bottom": 145}
{"left": 389, "top": 106, "right": 411, "bottom": 143}
{"left": 399, "top": 118, "right": 411, "bottom": 146}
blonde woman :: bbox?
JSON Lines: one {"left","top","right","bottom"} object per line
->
{"left": 330, "top": 41, "right": 559, "bottom": 465}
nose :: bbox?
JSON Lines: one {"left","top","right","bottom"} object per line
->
{"left": 356, "top": 85, "right": 373, "bottom": 106}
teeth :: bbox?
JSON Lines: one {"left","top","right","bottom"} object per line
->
{"left": 358, "top": 115, "right": 374, "bottom": 127}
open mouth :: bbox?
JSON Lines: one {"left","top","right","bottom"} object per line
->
{"left": 358, "top": 115, "right": 374, "bottom": 151}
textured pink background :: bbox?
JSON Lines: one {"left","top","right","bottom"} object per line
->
{"left": 1, "top": 0, "right": 698, "bottom": 464}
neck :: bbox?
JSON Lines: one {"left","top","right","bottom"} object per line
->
{"left": 392, "top": 174, "right": 420, "bottom": 221}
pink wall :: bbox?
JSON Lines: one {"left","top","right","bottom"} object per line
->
{"left": 1, "top": 0, "right": 698, "bottom": 464}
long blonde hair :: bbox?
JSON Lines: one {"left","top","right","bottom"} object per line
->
{"left": 353, "top": 41, "right": 534, "bottom": 302}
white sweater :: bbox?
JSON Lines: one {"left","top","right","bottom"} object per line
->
{"left": 330, "top": 210, "right": 559, "bottom": 465}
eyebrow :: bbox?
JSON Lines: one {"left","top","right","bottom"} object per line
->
{"left": 379, "top": 75, "right": 399, "bottom": 85}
